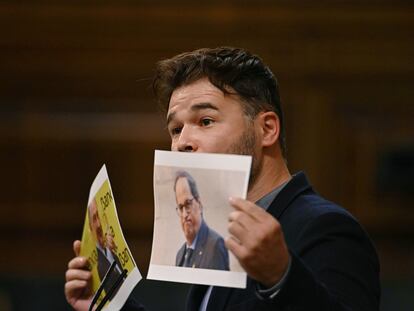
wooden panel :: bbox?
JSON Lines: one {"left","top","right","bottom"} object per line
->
{"left": 1, "top": 2, "right": 413, "bottom": 107}
{"left": 0, "top": 1, "right": 413, "bottom": 279}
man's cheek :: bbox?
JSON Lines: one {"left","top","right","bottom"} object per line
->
{"left": 183, "top": 222, "right": 193, "bottom": 234}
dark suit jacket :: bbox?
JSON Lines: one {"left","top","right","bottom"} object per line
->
{"left": 97, "top": 246, "right": 125, "bottom": 297}
{"left": 176, "top": 220, "right": 230, "bottom": 271}
{"left": 186, "top": 172, "right": 380, "bottom": 311}
{"left": 122, "top": 172, "right": 380, "bottom": 311}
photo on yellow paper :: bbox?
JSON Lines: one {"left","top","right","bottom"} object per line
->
{"left": 80, "top": 164, "right": 142, "bottom": 311}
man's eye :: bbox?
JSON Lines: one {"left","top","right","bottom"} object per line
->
{"left": 200, "top": 118, "right": 214, "bottom": 126}
{"left": 170, "top": 127, "right": 182, "bottom": 136}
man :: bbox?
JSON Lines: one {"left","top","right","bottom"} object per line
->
{"left": 65, "top": 47, "right": 380, "bottom": 311}
{"left": 88, "top": 199, "right": 124, "bottom": 299}
{"left": 174, "top": 170, "right": 229, "bottom": 270}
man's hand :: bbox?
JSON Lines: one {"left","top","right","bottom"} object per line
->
{"left": 226, "top": 197, "right": 290, "bottom": 288}
{"left": 106, "top": 233, "right": 117, "bottom": 253}
{"left": 64, "top": 240, "right": 93, "bottom": 311}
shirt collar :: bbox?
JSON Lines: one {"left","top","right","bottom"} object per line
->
{"left": 255, "top": 179, "right": 290, "bottom": 210}
{"left": 187, "top": 227, "right": 200, "bottom": 249}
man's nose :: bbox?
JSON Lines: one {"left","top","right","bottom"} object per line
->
{"left": 182, "top": 205, "right": 193, "bottom": 216}
{"left": 176, "top": 125, "right": 198, "bottom": 152}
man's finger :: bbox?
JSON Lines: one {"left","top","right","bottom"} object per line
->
{"left": 228, "top": 210, "right": 255, "bottom": 231}
{"left": 228, "top": 217, "right": 251, "bottom": 243}
{"left": 65, "top": 269, "right": 92, "bottom": 282}
{"left": 73, "top": 240, "right": 81, "bottom": 256}
{"left": 68, "top": 256, "right": 89, "bottom": 270}
{"left": 229, "top": 197, "right": 267, "bottom": 221}
{"left": 64, "top": 279, "right": 88, "bottom": 297}
{"left": 225, "top": 236, "right": 247, "bottom": 260}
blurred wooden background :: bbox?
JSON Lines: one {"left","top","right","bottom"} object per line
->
{"left": 0, "top": 0, "right": 413, "bottom": 309}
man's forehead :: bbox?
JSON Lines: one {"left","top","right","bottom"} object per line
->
{"left": 176, "top": 177, "right": 190, "bottom": 190}
{"left": 168, "top": 79, "right": 225, "bottom": 110}
{"left": 89, "top": 201, "right": 96, "bottom": 212}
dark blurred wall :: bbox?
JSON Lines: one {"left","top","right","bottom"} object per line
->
{"left": 0, "top": 1, "right": 413, "bottom": 310}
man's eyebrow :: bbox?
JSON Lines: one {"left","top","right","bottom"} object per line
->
{"left": 191, "top": 102, "right": 219, "bottom": 112}
{"left": 166, "top": 102, "right": 219, "bottom": 126}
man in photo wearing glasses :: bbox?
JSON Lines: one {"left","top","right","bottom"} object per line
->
{"left": 174, "top": 170, "right": 230, "bottom": 271}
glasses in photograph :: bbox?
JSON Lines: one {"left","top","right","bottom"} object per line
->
{"left": 176, "top": 197, "right": 197, "bottom": 216}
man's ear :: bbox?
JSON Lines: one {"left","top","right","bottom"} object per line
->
{"left": 256, "top": 111, "right": 280, "bottom": 147}
{"left": 198, "top": 199, "right": 203, "bottom": 215}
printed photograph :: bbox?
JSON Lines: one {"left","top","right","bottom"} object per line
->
{"left": 80, "top": 165, "right": 142, "bottom": 311}
{"left": 148, "top": 151, "right": 251, "bottom": 288}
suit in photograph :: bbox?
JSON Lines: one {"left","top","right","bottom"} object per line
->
{"left": 176, "top": 220, "right": 229, "bottom": 271}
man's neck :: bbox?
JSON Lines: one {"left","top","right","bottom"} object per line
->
{"left": 186, "top": 230, "right": 198, "bottom": 248}
{"left": 247, "top": 153, "right": 291, "bottom": 202}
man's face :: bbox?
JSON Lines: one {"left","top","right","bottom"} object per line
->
{"left": 175, "top": 177, "right": 202, "bottom": 244}
{"left": 89, "top": 200, "right": 105, "bottom": 247}
{"left": 167, "top": 78, "right": 260, "bottom": 181}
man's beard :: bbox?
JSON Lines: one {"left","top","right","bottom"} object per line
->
{"left": 226, "top": 122, "right": 261, "bottom": 188}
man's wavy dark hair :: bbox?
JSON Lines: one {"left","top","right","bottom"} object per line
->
{"left": 153, "top": 46, "right": 286, "bottom": 158}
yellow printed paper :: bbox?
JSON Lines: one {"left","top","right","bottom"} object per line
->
{"left": 80, "top": 164, "right": 141, "bottom": 311}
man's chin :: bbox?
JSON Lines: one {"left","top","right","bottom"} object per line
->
{"left": 184, "top": 229, "right": 195, "bottom": 240}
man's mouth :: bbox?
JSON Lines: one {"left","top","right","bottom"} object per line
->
{"left": 97, "top": 227, "right": 103, "bottom": 237}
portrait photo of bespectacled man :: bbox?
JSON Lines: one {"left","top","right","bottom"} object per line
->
{"left": 147, "top": 152, "right": 249, "bottom": 288}
{"left": 173, "top": 170, "right": 229, "bottom": 271}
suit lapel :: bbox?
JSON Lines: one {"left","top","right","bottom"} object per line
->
{"left": 267, "top": 172, "right": 312, "bottom": 219}
{"left": 206, "top": 286, "right": 233, "bottom": 311}
{"left": 186, "top": 285, "right": 209, "bottom": 311}
{"left": 193, "top": 221, "right": 208, "bottom": 268}
{"left": 97, "top": 247, "right": 111, "bottom": 279}
{"left": 177, "top": 244, "right": 186, "bottom": 266}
